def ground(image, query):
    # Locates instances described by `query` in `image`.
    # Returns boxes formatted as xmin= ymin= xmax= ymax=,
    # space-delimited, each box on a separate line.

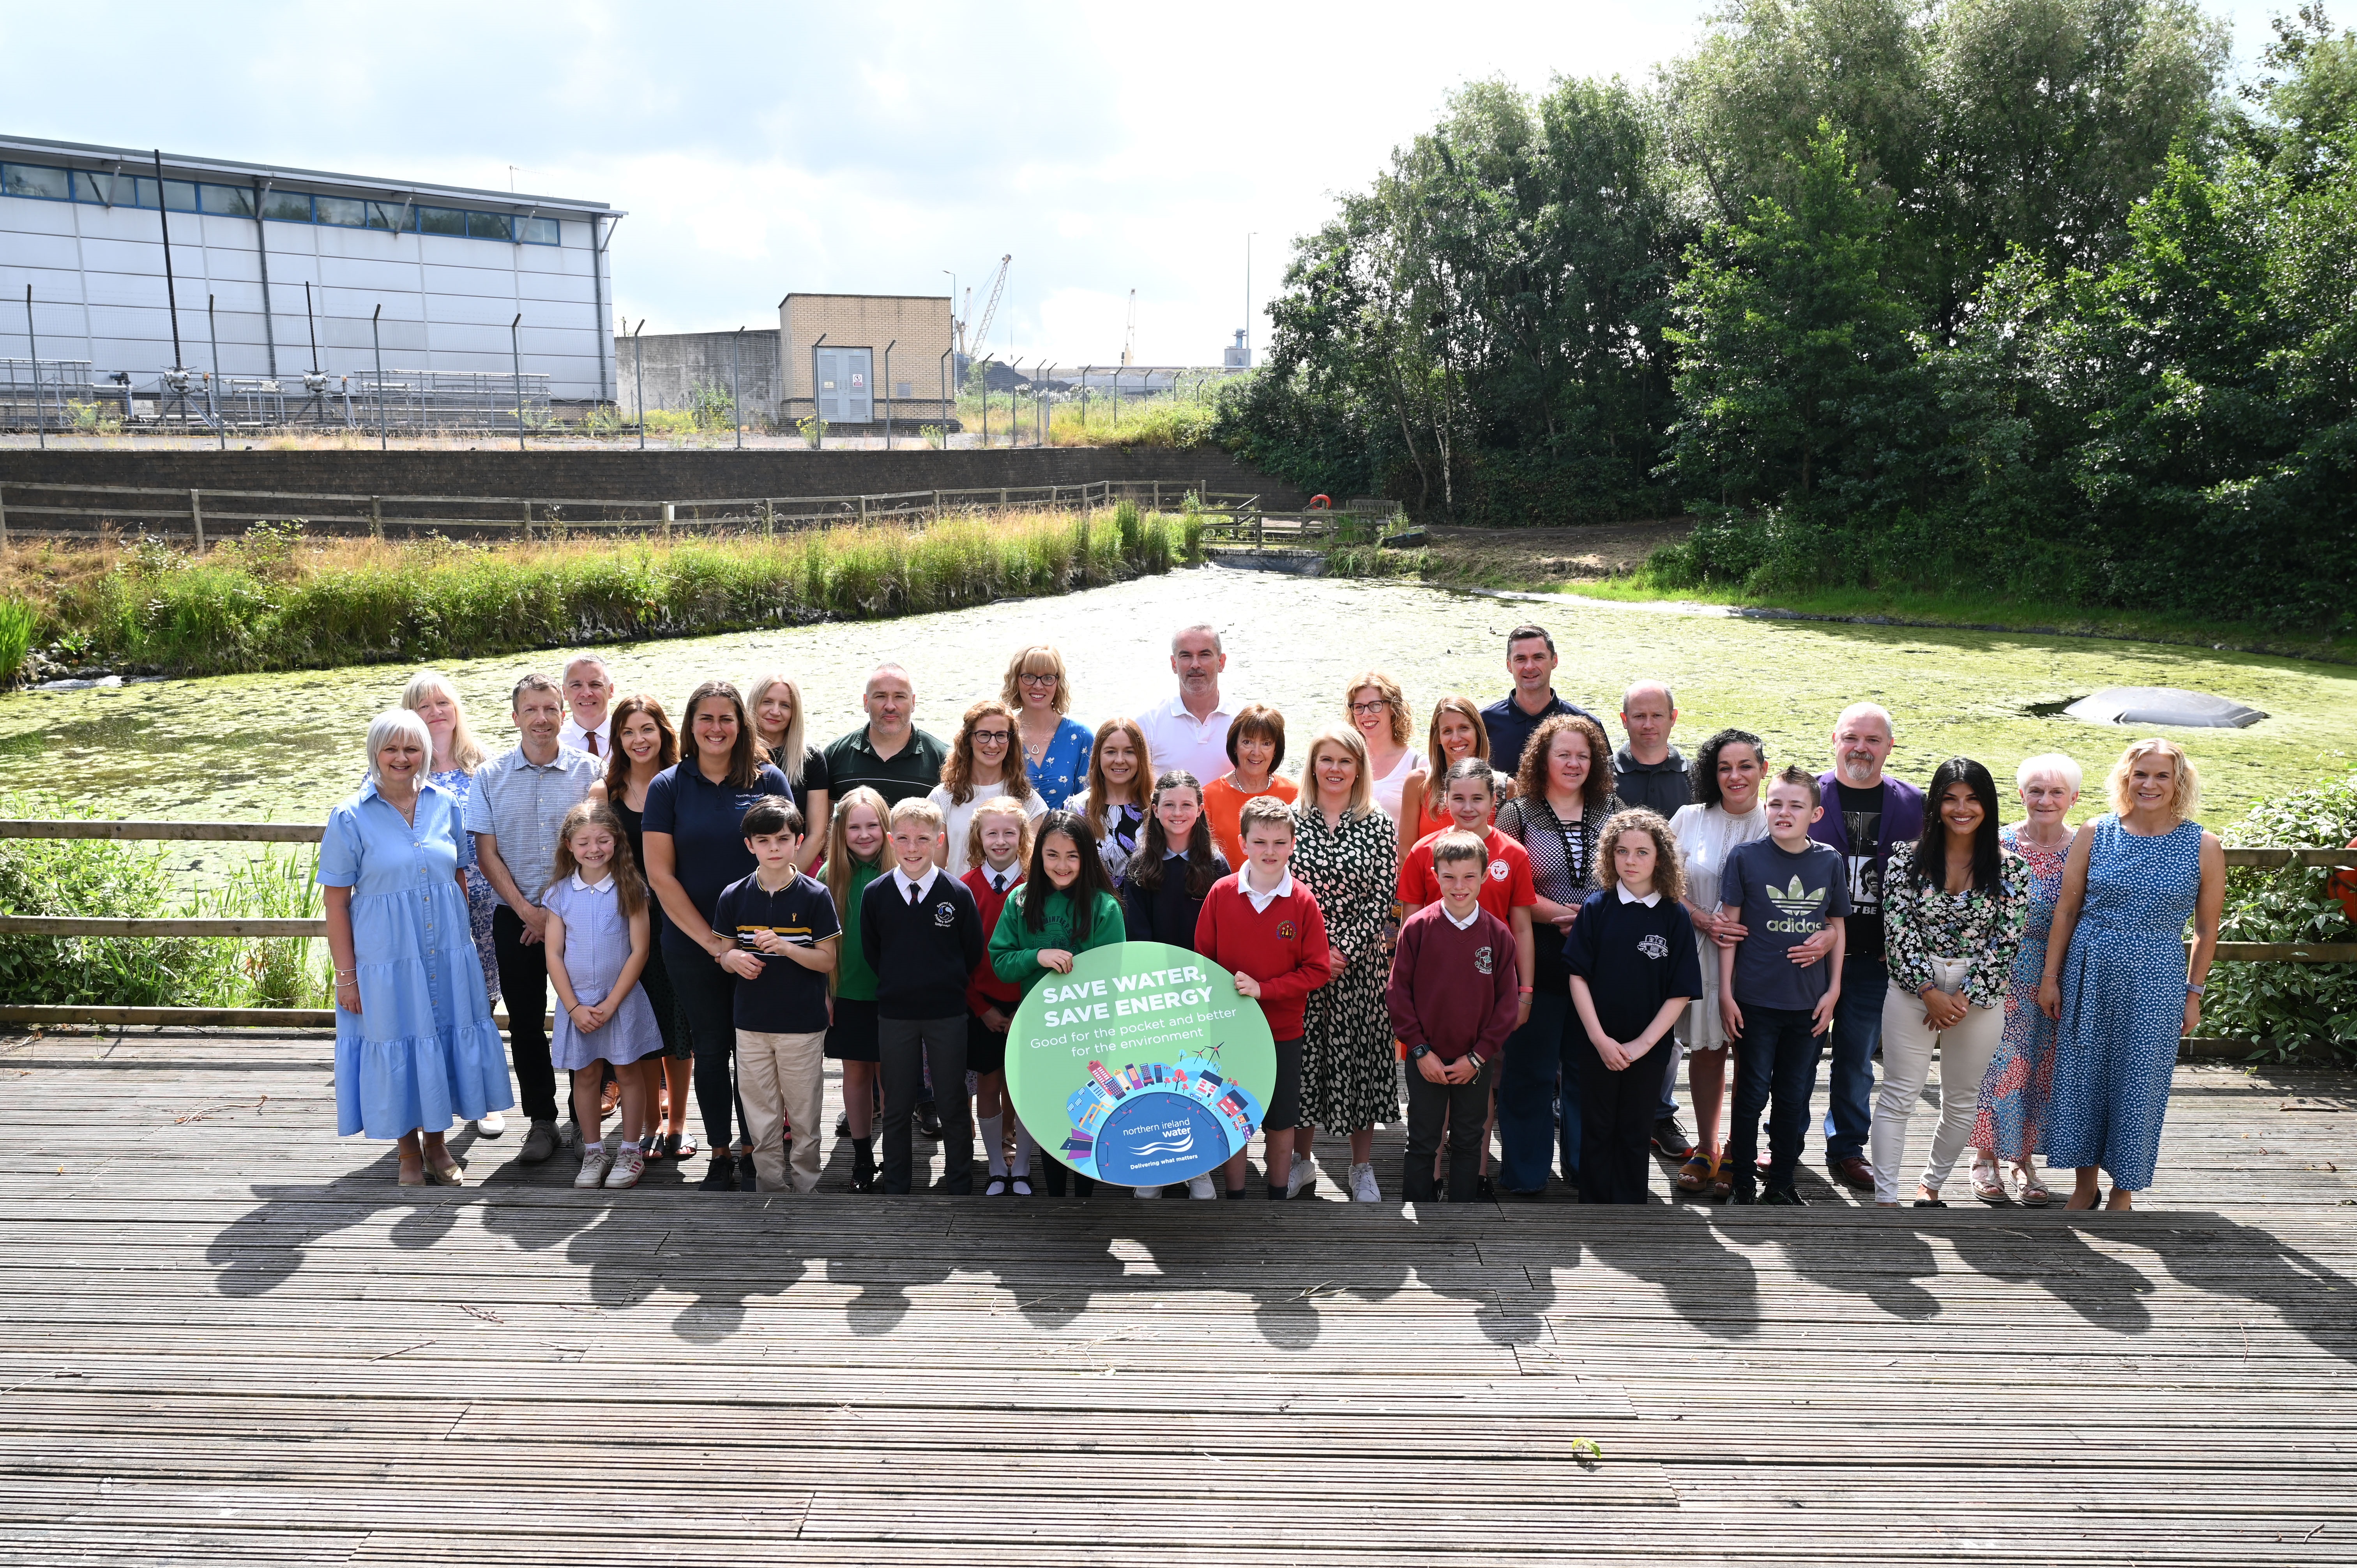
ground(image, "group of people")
xmin=326 ymin=621 xmax=2223 ymax=1212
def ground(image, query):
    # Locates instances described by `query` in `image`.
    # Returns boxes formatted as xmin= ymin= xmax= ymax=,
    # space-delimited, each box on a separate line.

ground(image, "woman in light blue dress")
xmin=322 ymin=708 xmax=512 ymax=1186
xmin=2036 ymin=738 xmax=2224 ymax=1211
xmin=1006 ymin=643 xmax=1094 ymax=809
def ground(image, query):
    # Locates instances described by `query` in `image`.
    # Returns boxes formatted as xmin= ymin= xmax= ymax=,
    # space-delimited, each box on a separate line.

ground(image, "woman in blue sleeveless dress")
xmin=321 ymin=708 xmax=512 ymax=1186
xmin=2035 ymin=739 xmax=2224 ymax=1211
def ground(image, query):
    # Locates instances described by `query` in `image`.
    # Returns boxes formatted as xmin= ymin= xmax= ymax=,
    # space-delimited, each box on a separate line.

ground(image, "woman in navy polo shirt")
xmin=641 ymin=679 xmax=792 ymax=1191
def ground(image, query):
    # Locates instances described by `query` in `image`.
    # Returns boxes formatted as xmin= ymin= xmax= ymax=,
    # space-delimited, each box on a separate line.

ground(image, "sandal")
xmin=2015 ymin=1168 xmax=2053 ymax=1207
xmin=1970 ymin=1157 xmax=2010 ymax=1205
xmin=1676 ymin=1154 xmax=1712 ymax=1193
xmin=1709 ymin=1157 xmax=1733 ymax=1202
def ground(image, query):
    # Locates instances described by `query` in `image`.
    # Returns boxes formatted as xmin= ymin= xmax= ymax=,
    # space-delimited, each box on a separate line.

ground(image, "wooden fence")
xmin=0 ymin=819 xmax=2350 ymax=1035
xmin=0 ymin=479 xmax=1260 ymax=548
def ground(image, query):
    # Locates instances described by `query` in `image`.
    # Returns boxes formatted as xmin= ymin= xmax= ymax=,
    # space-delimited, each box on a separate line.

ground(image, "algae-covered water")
xmin=0 ymin=570 xmax=2348 ymax=830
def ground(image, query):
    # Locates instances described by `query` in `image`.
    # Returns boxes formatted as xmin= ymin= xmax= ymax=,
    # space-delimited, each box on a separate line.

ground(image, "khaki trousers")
xmin=737 ymin=1028 xmax=825 ymax=1192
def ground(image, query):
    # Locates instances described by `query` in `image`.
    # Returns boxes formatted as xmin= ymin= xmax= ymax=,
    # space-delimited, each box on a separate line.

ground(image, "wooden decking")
xmin=4 ymin=1029 xmax=2355 ymax=1566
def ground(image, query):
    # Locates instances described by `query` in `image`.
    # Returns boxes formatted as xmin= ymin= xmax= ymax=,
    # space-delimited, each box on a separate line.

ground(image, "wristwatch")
xmin=1409 ymin=1044 xmax=1433 ymax=1061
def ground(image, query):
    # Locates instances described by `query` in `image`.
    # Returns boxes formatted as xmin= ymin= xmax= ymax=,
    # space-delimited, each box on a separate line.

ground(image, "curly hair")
xmin=1514 ymin=713 xmax=1615 ymax=814
xmin=1593 ymin=807 xmax=1685 ymax=905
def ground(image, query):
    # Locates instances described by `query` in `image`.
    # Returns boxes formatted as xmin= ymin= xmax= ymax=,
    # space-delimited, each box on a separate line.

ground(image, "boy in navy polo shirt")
xmin=1717 ymin=766 xmax=1850 ymax=1206
xmin=712 ymin=800 xmax=839 ymax=1193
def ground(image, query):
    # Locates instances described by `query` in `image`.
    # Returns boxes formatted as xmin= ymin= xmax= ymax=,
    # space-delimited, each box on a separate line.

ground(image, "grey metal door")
xmin=815 ymin=348 xmax=873 ymax=423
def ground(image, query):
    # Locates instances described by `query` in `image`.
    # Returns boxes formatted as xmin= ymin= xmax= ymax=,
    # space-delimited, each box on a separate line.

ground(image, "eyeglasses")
xmin=1348 ymin=699 xmax=1392 ymax=715
xmin=1018 ymin=672 xmax=1059 ymax=686
xmin=972 ymin=729 xmax=1012 ymax=746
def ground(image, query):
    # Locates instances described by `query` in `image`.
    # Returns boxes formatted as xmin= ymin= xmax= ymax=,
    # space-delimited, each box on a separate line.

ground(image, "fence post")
xmin=859 ymin=493 xmax=868 ymax=523
xmin=189 ymin=489 xmax=205 ymax=554
xmin=662 ymin=502 xmax=674 ymax=540
xmin=369 ymin=496 xmax=382 ymax=540
xmin=0 ymin=485 xmax=8 ymax=550
xmin=999 ymin=487 xmax=1008 ymax=514
xmin=521 ymin=499 xmax=532 ymax=538
xmin=1152 ymin=480 xmax=1160 ymax=511
xmin=932 ymin=489 xmax=941 ymax=523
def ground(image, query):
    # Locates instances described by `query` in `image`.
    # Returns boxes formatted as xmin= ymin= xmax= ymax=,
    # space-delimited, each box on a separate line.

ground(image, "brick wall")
xmin=780 ymin=295 xmax=955 ymax=424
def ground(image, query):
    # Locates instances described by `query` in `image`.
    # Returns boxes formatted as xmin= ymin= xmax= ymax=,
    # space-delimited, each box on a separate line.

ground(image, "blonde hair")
xmin=967 ymin=794 xmax=1035 ymax=871
xmin=2106 ymin=738 xmax=2201 ymax=819
xmin=1300 ymin=725 xmax=1375 ymax=819
xmin=1425 ymin=694 xmax=1491 ymax=780
xmin=400 ymin=669 xmax=487 ymax=773
xmin=1000 ymin=644 xmax=1072 ymax=714
xmin=548 ymin=800 xmax=649 ymax=916
xmin=1346 ymin=670 xmax=1413 ymax=747
xmin=743 ymin=672 xmax=806 ymax=778
xmin=888 ymin=796 xmax=945 ymax=832
xmin=1594 ymin=807 xmax=1686 ymax=905
xmin=823 ymin=787 xmax=889 ymax=921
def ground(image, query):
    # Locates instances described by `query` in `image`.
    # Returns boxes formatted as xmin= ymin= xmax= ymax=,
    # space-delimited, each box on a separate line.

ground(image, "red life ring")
xmin=1307 ymin=494 xmax=1331 ymax=510
xmin=2330 ymin=837 xmax=2357 ymax=925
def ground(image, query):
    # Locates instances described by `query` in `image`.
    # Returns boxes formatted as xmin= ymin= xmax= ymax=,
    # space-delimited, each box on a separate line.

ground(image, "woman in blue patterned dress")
xmin=1970 ymin=753 xmax=2083 ymax=1206
xmin=402 ymin=669 xmax=507 ymax=1139
xmin=1006 ymin=644 xmax=1094 ymax=809
xmin=2037 ymin=738 xmax=2224 ymax=1211
xmin=321 ymin=708 xmax=511 ymax=1186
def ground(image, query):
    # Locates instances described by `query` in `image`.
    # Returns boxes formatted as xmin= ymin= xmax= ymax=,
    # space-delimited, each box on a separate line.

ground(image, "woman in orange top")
xmin=1398 ymin=695 xmax=1507 ymax=859
xmin=1201 ymin=703 xmax=1298 ymax=871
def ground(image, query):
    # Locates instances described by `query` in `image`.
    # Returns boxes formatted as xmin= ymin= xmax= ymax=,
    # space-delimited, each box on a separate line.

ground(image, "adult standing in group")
xmin=1481 ymin=625 xmax=1602 ymax=778
xmin=1869 ymin=758 xmax=2026 ymax=1208
xmin=1495 ymin=713 xmax=1622 ymax=1197
xmin=1346 ymin=672 xmax=1419 ymax=826
xmin=823 ymin=664 xmax=949 ymax=809
xmin=1398 ymin=696 xmax=1499 ymax=857
xmin=402 ymin=669 xmax=506 ymax=1138
xmin=1611 ymin=680 xmax=1696 ymax=1160
xmin=559 ymin=654 xmax=615 ymax=758
xmin=590 ymin=694 xmax=694 ymax=1159
xmin=1138 ymin=623 xmax=1244 ymax=790
xmin=1005 ymin=644 xmax=1095 ymax=809
xmin=1667 ymin=728 xmax=1771 ymax=1199
xmin=1202 ymin=704 xmax=1297 ymax=871
xmin=1288 ymin=727 xmax=1403 ymax=1204
xmin=1809 ymin=702 xmax=1924 ymax=1192
xmin=1070 ymin=718 xmax=1153 ymax=885
xmin=463 ymin=674 xmax=603 ymax=1165
xmin=746 ymin=672 xmax=830 ymax=872
xmin=323 ymin=708 xmax=511 ymax=1185
xmin=928 ymin=699 xmax=1047 ymax=877
xmin=2037 ymin=739 xmax=2223 ymax=1211
xmin=1970 ymin=754 xmax=2084 ymax=1206
xmin=642 ymin=679 xmax=794 ymax=1192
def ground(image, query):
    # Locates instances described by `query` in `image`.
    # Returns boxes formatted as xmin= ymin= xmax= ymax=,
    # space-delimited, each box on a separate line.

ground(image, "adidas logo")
xmin=1767 ymin=875 xmax=1826 ymax=918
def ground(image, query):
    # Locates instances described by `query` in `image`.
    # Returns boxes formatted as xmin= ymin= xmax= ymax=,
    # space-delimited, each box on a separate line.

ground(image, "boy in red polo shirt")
xmin=1195 ymin=794 xmax=1333 ymax=1199
xmin=1398 ymin=757 xmax=1537 ymax=1026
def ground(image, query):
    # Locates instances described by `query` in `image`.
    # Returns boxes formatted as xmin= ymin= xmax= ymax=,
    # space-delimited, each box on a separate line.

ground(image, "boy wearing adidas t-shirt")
xmin=1716 ymin=765 xmax=1849 ymax=1206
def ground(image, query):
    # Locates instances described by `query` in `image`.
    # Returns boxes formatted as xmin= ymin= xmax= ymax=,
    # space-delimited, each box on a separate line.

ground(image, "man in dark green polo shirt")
xmin=822 ymin=664 xmax=949 ymax=808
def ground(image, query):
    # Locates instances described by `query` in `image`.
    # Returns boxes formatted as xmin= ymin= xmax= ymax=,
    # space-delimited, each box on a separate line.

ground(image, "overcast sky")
xmin=0 ymin=0 xmax=2302 ymax=367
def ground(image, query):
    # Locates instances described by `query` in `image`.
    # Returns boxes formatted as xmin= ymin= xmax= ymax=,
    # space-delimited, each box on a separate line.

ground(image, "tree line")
xmin=1216 ymin=0 xmax=2357 ymax=629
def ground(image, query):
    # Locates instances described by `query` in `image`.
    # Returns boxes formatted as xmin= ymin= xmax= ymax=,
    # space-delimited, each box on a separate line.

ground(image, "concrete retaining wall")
xmin=611 ymin=330 xmax=781 ymax=421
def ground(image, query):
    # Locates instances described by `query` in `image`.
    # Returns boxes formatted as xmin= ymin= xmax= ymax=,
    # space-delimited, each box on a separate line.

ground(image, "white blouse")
xmin=926 ymin=779 xmax=1048 ymax=878
xmin=1369 ymin=745 xmax=1419 ymax=826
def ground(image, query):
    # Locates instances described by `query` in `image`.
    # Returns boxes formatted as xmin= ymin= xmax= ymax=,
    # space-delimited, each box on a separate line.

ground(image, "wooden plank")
xmin=0 ymin=820 xmax=323 ymax=843
xmin=0 ymin=916 xmax=323 ymax=936
xmin=2215 ymin=941 xmax=2357 ymax=962
xmin=0 ymin=1005 xmax=332 ymax=1027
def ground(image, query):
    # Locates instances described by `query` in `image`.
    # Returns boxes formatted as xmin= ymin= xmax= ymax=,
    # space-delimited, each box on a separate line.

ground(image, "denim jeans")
xmin=1728 ymin=1005 xmax=1825 ymax=1195
xmin=1498 ymin=989 xmax=1575 ymax=1193
xmin=1821 ymin=954 xmax=1885 ymax=1162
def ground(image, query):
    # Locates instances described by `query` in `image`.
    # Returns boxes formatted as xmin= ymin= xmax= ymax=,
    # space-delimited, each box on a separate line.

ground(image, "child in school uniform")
xmin=1717 ymin=765 xmax=1850 ymax=1206
xmin=823 ymin=787 xmax=892 ymax=1192
xmin=542 ymin=802 xmax=666 ymax=1191
xmin=860 ymin=797 xmax=988 ymax=1196
xmin=961 ymin=796 xmax=1035 ymax=1195
xmin=1194 ymin=793 xmax=1334 ymax=1199
xmin=1563 ymin=809 xmax=1705 ymax=1204
xmin=1385 ymin=830 xmax=1523 ymax=1203
xmin=711 ymin=798 xmax=840 ymax=1194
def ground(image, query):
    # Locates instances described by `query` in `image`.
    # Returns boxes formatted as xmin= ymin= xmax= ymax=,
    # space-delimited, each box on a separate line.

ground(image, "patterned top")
xmin=1882 ymin=840 xmax=2027 ymax=1008
xmin=1071 ymin=791 xmax=1147 ymax=885
xmin=1021 ymin=716 xmax=1096 ymax=810
xmin=1286 ymin=800 xmax=1399 ymax=967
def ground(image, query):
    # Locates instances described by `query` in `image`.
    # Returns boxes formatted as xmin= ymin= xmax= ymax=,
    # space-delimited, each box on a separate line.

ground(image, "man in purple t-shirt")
xmin=1807 ymin=702 xmax=1924 ymax=1192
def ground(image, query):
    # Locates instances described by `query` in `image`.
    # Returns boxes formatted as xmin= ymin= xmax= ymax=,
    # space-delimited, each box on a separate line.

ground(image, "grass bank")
xmin=0 ymin=503 xmax=1201 ymax=680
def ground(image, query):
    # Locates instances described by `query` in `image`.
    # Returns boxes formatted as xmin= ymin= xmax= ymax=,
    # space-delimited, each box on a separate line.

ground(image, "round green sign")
xmin=1004 ymin=941 xmax=1277 ymax=1185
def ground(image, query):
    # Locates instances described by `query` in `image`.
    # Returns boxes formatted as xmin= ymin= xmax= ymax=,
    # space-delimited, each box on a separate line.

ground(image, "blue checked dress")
xmin=320 ymin=780 xmax=513 ymax=1139
xmin=2044 ymin=815 xmax=2202 ymax=1190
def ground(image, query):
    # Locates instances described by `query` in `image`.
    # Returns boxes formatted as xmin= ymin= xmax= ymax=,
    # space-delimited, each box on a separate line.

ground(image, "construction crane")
xmin=958 ymin=254 xmax=1011 ymax=364
xmin=1120 ymin=289 xmax=1137 ymax=367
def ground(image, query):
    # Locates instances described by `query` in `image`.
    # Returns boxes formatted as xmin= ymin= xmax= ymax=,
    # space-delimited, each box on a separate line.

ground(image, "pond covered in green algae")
xmin=0 ymin=569 xmax=2348 ymax=833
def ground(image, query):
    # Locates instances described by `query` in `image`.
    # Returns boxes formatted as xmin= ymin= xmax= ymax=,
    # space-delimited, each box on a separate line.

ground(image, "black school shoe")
xmin=1762 ymin=1187 xmax=1808 ymax=1206
xmin=847 ymin=1141 xmax=877 ymax=1193
xmin=915 ymin=1101 xmax=944 ymax=1140
xmin=739 ymin=1150 xmax=760 ymax=1189
xmin=1728 ymin=1183 xmax=1759 ymax=1205
xmin=699 ymin=1157 xmax=737 ymax=1192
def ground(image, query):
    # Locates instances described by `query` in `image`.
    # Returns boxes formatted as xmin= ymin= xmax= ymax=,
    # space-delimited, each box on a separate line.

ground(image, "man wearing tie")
xmin=559 ymin=655 xmax=616 ymax=757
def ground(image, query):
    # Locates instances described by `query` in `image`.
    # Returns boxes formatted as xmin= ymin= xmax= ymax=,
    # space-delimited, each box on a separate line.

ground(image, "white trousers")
xmin=1870 ymin=970 xmax=2004 ymax=1205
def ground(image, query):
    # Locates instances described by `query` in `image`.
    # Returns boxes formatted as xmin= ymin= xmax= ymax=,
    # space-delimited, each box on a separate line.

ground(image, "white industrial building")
xmin=0 ymin=134 xmax=620 ymax=410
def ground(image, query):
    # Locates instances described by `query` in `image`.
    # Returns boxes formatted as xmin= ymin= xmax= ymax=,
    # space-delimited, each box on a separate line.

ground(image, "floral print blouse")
xmin=1881 ymin=840 xmax=2027 ymax=1009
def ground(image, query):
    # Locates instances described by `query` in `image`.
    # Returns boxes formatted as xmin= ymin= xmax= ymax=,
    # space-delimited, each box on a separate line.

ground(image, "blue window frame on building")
xmin=0 ymin=160 xmax=566 ymax=243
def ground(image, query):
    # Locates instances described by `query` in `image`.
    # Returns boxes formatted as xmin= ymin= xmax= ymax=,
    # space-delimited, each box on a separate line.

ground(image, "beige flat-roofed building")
xmin=779 ymin=293 xmax=954 ymax=428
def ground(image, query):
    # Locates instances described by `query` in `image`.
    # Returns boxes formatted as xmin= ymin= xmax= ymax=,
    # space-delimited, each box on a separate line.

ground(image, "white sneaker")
xmin=573 ymin=1146 xmax=613 ymax=1188
xmin=604 ymin=1146 xmax=646 ymax=1189
xmin=1133 ymin=1185 xmax=1163 ymax=1199
xmin=1186 ymin=1174 xmax=1216 ymax=1199
xmin=474 ymin=1112 xmax=506 ymax=1137
xmin=1349 ymin=1162 xmax=1381 ymax=1203
xmin=1286 ymin=1154 xmax=1318 ymax=1199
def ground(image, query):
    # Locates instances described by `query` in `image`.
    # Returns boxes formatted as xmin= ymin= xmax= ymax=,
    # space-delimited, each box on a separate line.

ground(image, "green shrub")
xmin=0 ymin=598 xmax=34 ymax=687
xmin=2207 ymin=773 xmax=2357 ymax=1058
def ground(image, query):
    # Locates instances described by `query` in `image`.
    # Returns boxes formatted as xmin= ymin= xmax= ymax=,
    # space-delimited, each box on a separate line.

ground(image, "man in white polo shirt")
xmin=1138 ymin=622 xmax=1243 ymax=787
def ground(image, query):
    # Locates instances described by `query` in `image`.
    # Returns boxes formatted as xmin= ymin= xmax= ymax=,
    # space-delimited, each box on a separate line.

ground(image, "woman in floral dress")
xmin=402 ymin=671 xmax=507 ymax=1137
xmin=1969 ymin=754 xmax=2083 ymax=1205
xmin=1289 ymin=727 xmax=1401 ymax=1204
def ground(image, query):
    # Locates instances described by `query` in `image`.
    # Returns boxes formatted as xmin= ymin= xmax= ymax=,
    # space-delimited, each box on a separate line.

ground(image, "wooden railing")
xmin=0 ymin=479 xmax=1263 ymax=548
xmin=0 ymin=823 xmax=2348 ymax=1029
